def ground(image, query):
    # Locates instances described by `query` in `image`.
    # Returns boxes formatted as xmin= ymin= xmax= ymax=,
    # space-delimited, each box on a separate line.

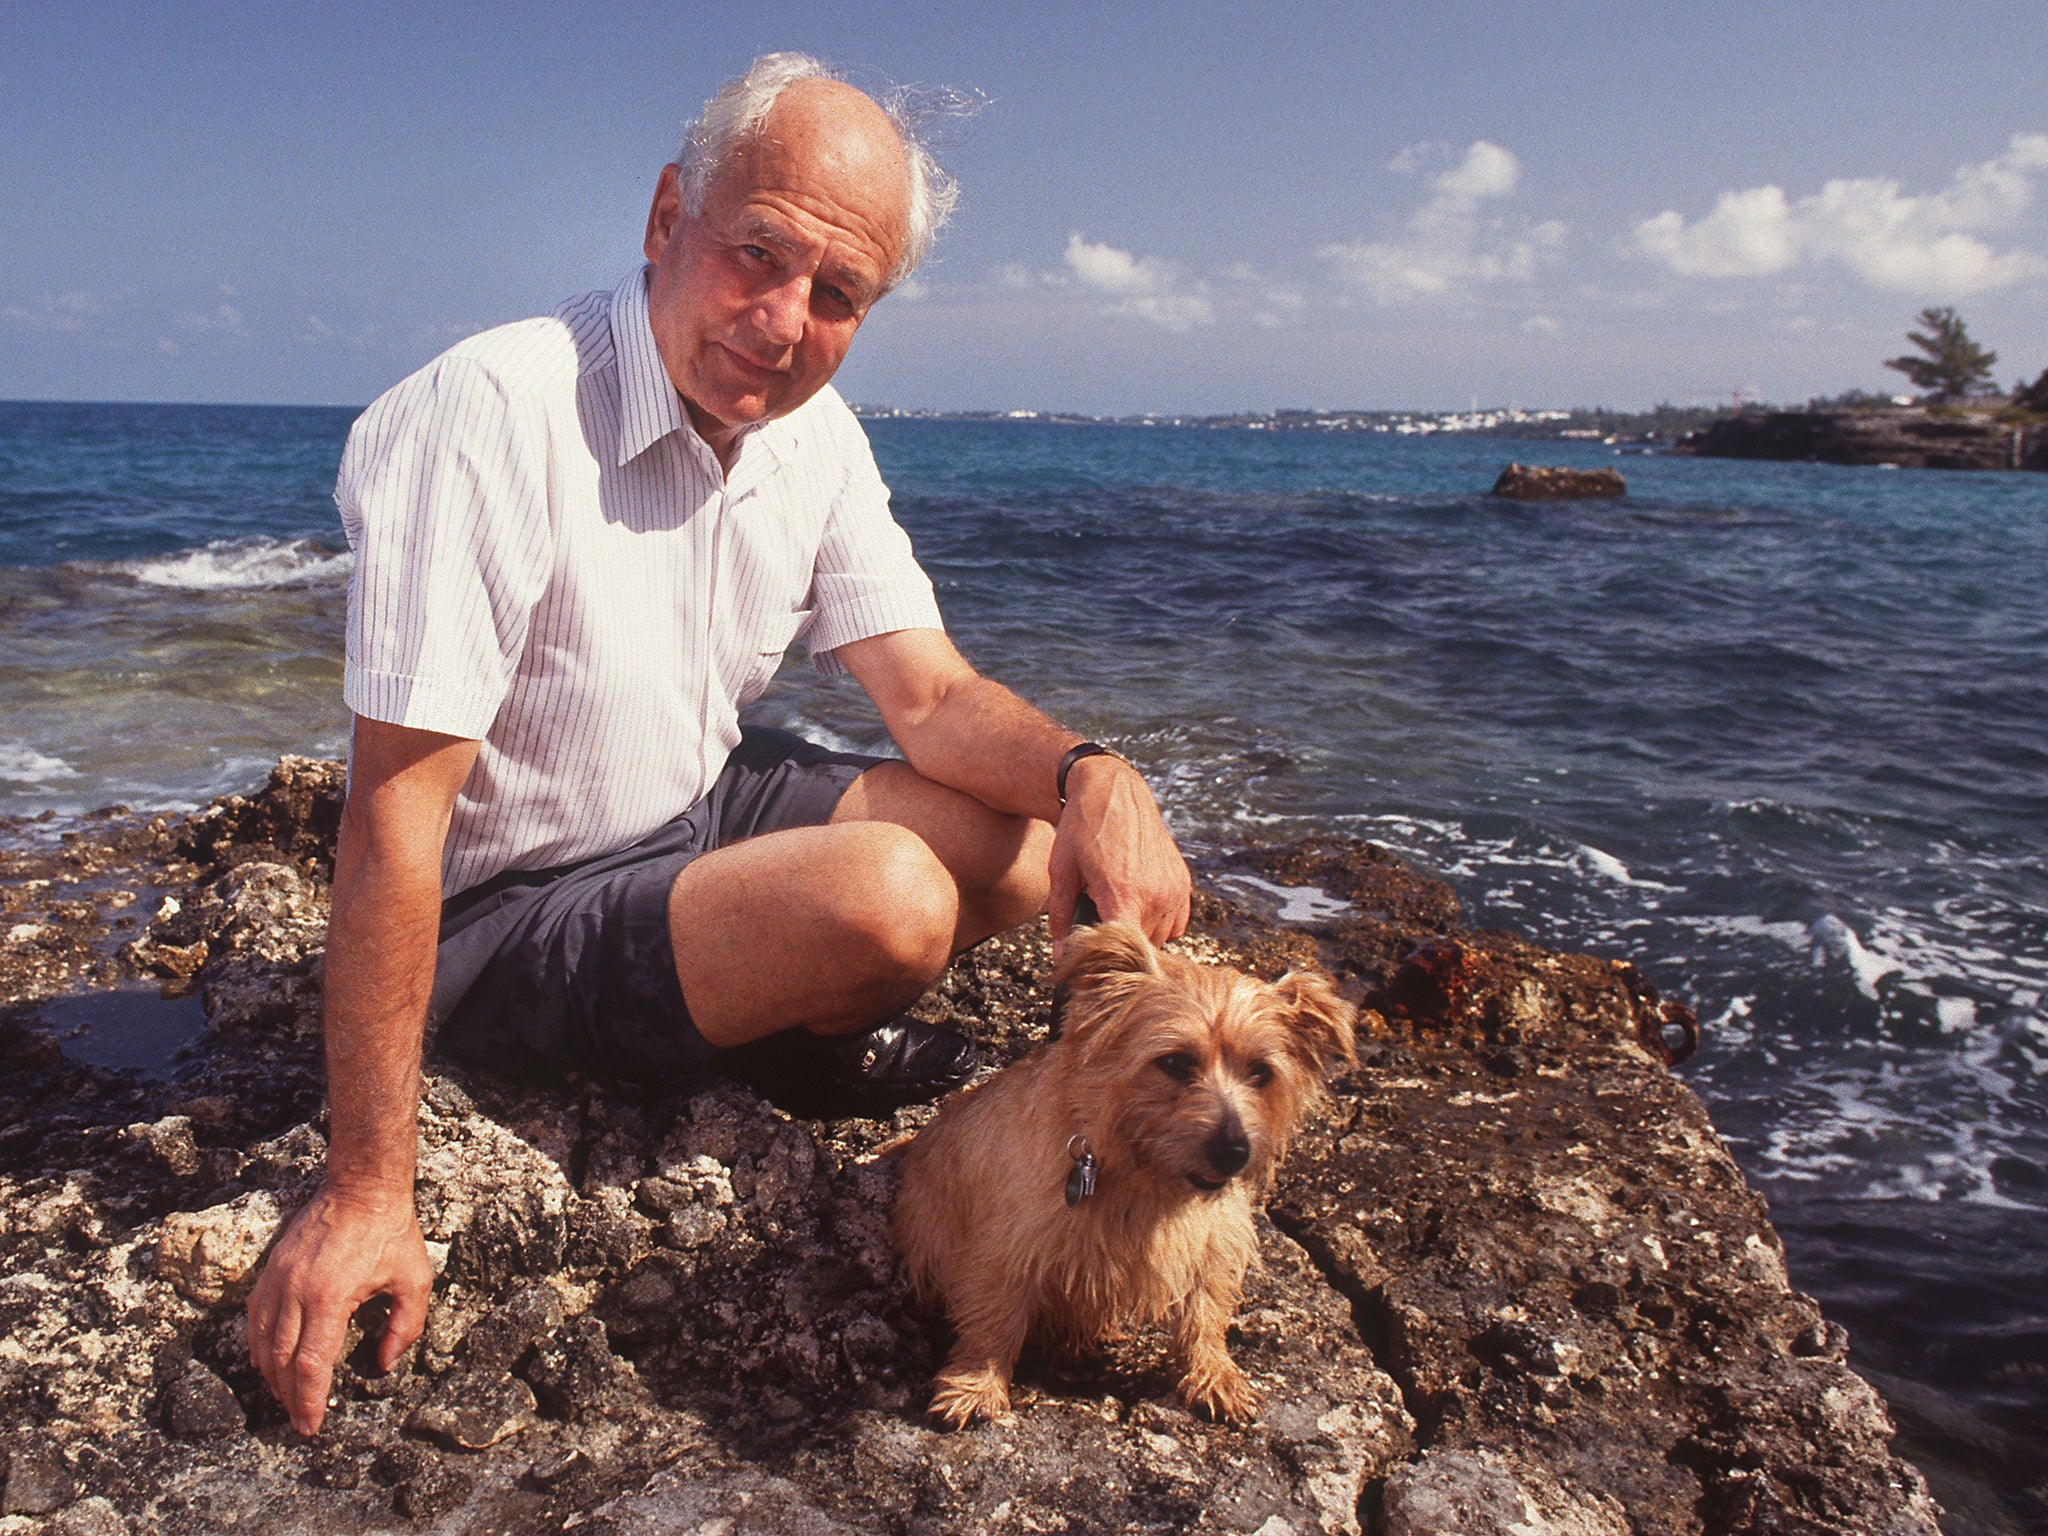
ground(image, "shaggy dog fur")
xmin=893 ymin=922 xmax=1356 ymax=1428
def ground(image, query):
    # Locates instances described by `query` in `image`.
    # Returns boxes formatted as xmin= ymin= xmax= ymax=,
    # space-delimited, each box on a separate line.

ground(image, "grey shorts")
xmin=430 ymin=726 xmax=888 ymax=1084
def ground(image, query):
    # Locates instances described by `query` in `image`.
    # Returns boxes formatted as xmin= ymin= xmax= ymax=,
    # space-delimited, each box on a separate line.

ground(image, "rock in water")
xmin=1490 ymin=463 xmax=1626 ymax=499
xmin=1686 ymin=407 xmax=2048 ymax=471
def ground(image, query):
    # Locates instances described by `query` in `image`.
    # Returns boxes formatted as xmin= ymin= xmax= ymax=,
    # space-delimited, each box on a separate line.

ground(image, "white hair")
xmin=673 ymin=52 xmax=969 ymax=292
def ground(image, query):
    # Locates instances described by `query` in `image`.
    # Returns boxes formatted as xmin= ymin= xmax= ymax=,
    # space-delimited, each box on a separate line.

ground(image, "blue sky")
xmin=4 ymin=1 xmax=2045 ymax=413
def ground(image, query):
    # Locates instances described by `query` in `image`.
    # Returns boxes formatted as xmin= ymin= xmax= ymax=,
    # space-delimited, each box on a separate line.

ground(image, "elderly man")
xmin=246 ymin=55 xmax=1190 ymax=1436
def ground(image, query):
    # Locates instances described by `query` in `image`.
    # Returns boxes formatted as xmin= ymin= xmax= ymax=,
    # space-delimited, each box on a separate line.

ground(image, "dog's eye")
xmin=1154 ymin=1052 xmax=1197 ymax=1083
xmin=1245 ymin=1059 xmax=1275 ymax=1088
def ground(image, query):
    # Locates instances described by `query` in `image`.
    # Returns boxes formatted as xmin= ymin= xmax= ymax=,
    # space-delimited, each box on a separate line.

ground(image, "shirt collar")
xmin=609 ymin=267 xmax=687 ymax=468
xmin=607 ymin=266 xmax=800 ymax=473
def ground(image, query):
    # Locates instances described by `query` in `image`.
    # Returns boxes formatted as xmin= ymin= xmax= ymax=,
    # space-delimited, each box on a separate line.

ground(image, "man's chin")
xmin=683 ymin=393 xmax=773 ymax=446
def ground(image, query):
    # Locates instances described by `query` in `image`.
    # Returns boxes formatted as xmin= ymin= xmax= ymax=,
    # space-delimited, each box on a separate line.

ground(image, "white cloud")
xmin=174 ymin=300 xmax=245 ymax=335
xmin=1632 ymin=132 xmax=2048 ymax=295
xmin=1220 ymin=262 xmax=1307 ymax=328
xmin=1321 ymin=141 xmax=1567 ymax=303
xmin=1521 ymin=314 xmax=1561 ymax=336
xmin=993 ymin=262 xmax=1036 ymax=289
xmin=2 ymin=290 xmax=104 ymax=333
xmin=890 ymin=277 xmax=930 ymax=301
xmin=1062 ymin=233 xmax=1215 ymax=330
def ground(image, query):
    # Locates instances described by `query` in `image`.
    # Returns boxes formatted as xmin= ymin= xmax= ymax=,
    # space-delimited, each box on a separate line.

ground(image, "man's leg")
xmin=668 ymin=766 xmax=1052 ymax=1050
xmin=669 ymin=820 xmax=958 ymax=1049
xmin=829 ymin=761 xmax=1054 ymax=951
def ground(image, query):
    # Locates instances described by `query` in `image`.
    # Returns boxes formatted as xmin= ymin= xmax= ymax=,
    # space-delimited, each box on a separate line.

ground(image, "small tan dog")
xmin=893 ymin=921 xmax=1356 ymax=1429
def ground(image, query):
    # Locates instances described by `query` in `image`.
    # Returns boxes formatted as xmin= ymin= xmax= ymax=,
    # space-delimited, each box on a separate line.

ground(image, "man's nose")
xmin=754 ymin=278 xmax=807 ymax=347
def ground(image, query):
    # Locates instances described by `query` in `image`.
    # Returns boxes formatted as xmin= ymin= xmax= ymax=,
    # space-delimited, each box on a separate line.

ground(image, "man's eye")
xmin=742 ymin=244 xmax=771 ymax=262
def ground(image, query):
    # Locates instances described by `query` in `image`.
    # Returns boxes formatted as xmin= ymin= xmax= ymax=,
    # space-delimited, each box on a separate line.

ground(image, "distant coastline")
xmin=849 ymin=400 xmax=1722 ymax=445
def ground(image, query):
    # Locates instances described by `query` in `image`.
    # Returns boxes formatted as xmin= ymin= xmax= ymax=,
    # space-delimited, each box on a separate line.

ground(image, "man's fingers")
xmin=262 ymin=1289 xmax=305 ymax=1399
xmin=379 ymin=1278 xmax=430 ymax=1373
xmin=285 ymin=1302 xmax=354 ymax=1437
xmin=1047 ymin=861 xmax=1082 ymax=955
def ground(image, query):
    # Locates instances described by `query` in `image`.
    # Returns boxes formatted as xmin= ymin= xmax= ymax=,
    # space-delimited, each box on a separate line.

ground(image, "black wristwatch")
xmin=1056 ymin=742 xmax=1126 ymax=807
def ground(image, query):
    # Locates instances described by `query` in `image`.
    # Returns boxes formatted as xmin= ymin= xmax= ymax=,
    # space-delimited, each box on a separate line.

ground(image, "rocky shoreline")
xmin=1683 ymin=408 xmax=2047 ymax=472
xmin=0 ymin=760 xmax=1940 ymax=1534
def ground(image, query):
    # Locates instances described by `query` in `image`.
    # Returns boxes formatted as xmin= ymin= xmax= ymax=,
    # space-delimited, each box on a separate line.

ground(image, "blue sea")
xmin=3 ymin=400 xmax=2044 ymax=1522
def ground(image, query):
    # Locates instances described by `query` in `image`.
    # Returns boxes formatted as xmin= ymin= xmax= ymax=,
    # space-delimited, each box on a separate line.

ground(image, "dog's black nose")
xmin=1205 ymin=1122 xmax=1251 ymax=1177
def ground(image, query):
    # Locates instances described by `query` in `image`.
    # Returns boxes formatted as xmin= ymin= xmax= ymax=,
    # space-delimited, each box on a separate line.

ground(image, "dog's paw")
xmin=1178 ymin=1362 xmax=1261 ymax=1426
xmin=927 ymin=1371 xmax=1011 ymax=1430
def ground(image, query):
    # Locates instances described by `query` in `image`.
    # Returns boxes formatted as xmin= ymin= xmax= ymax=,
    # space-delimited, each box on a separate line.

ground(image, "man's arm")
xmin=246 ymin=715 xmax=479 ymax=1437
xmin=834 ymin=628 xmax=1190 ymax=950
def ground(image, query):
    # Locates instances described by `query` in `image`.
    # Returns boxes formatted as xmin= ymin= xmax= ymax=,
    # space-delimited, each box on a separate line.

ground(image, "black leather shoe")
xmin=725 ymin=1017 xmax=980 ymax=1119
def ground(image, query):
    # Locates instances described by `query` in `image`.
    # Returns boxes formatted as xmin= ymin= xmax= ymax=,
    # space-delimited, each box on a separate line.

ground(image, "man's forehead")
xmin=702 ymin=84 xmax=910 ymax=260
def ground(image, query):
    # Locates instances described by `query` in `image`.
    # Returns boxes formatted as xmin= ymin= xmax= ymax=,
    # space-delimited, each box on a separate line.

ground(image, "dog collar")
xmin=1064 ymin=1134 xmax=1099 ymax=1207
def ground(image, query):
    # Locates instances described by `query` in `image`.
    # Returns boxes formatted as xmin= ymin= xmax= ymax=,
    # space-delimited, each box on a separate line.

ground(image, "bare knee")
xmin=831 ymin=823 xmax=958 ymax=989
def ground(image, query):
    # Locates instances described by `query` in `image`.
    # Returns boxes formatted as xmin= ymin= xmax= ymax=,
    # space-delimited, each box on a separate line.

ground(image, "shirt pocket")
xmin=734 ymin=607 xmax=813 ymax=706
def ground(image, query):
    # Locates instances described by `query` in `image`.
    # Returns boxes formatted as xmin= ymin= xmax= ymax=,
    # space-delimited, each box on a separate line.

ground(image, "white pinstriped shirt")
xmin=337 ymin=268 xmax=944 ymax=896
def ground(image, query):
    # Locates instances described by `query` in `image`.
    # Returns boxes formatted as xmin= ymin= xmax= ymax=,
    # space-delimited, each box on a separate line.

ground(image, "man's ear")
xmin=1269 ymin=969 xmax=1358 ymax=1077
xmin=645 ymin=162 xmax=685 ymax=265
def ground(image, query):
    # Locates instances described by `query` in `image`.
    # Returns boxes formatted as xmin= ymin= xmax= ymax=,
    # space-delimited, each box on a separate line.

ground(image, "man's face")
xmin=642 ymin=84 xmax=910 ymax=455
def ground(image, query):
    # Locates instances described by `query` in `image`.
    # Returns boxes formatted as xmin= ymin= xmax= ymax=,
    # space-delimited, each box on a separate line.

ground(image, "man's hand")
xmin=247 ymin=1181 xmax=434 ymax=1436
xmin=1047 ymin=753 xmax=1191 ymax=955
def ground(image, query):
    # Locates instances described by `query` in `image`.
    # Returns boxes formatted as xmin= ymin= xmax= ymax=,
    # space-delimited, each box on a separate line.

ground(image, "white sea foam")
xmin=1211 ymin=872 xmax=1355 ymax=925
xmin=112 ymin=537 xmax=353 ymax=591
xmin=0 ymin=742 xmax=81 ymax=785
xmin=1575 ymin=842 xmax=1681 ymax=891
xmin=1936 ymin=995 xmax=1979 ymax=1033
xmin=1809 ymin=913 xmax=1900 ymax=1000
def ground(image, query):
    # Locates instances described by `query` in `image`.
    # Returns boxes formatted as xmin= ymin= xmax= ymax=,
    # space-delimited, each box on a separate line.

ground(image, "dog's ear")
xmin=1050 ymin=922 xmax=1160 ymax=1045
xmin=1269 ymin=969 xmax=1358 ymax=1077
xmin=1054 ymin=921 xmax=1161 ymax=992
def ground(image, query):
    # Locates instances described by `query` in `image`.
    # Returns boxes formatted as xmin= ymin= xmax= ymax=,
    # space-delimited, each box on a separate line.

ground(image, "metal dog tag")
xmin=1065 ymin=1151 xmax=1098 ymax=1207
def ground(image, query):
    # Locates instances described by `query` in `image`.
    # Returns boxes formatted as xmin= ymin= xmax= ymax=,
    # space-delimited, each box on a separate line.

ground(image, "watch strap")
xmin=1056 ymin=742 xmax=1124 ymax=807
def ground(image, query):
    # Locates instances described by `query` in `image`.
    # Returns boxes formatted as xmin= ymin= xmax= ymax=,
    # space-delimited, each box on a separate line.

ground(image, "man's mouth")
xmin=719 ymin=343 xmax=784 ymax=381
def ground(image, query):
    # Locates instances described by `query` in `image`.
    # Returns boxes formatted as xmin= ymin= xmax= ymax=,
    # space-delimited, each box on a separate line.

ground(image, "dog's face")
xmin=1052 ymin=923 xmax=1357 ymax=1195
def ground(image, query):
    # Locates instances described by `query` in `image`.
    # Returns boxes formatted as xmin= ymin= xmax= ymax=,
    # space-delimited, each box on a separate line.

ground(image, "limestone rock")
xmin=1489 ymin=463 xmax=1626 ymax=499
xmin=161 ymin=1358 xmax=244 ymax=1439
xmin=0 ymin=757 xmax=1944 ymax=1534
xmin=524 ymin=1315 xmax=642 ymax=1421
xmin=373 ymin=1441 xmax=475 ymax=1519
xmin=1687 ymin=406 xmax=2047 ymax=470
xmin=457 ymin=1283 xmax=563 ymax=1373
xmin=406 ymin=1371 xmax=538 ymax=1451
xmin=154 ymin=1189 xmax=280 ymax=1306
xmin=45 ymin=1496 xmax=127 ymax=1536
xmin=1 ymin=1435 xmax=74 ymax=1515
xmin=1384 ymin=1450 xmax=1628 ymax=1536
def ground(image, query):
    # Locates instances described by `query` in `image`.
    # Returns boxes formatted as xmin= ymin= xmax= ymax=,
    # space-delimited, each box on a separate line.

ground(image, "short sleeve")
xmin=336 ymin=355 xmax=553 ymax=738
xmin=802 ymin=405 xmax=944 ymax=676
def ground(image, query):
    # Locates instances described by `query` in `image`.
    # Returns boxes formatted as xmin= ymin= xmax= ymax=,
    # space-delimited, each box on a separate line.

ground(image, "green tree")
xmin=2014 ymin=368 xmax=2048 ymax=414
xmin=1884 ymin=307 xmax=1998 ymax=402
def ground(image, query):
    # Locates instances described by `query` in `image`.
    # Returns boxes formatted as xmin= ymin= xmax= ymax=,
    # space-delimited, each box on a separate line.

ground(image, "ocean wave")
xmin=0 ymin=741 xmax=82 ymax=785
xmin=105 ymin=536 xmax=353 ymax=591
